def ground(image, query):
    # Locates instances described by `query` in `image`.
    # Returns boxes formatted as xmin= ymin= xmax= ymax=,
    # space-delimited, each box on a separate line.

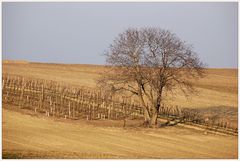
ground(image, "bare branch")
xmin=97 ymin=27 xmax=206 ymax=126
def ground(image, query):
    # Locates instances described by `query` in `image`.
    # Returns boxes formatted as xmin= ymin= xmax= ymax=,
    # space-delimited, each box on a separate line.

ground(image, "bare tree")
xmin=98 ymin=27 xmax=206 ymax=127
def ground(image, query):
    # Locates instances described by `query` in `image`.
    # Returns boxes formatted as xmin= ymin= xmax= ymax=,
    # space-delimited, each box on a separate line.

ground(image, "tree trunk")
xmin=150 ymin=110 xmax=158 ymax=127
xmin=138 ymin=93 xmax=151 ymax=126
xmin=149 ymin=95 xmax=161 ymax=127
xmin=144 ymin=108 xmax=151 ymax=125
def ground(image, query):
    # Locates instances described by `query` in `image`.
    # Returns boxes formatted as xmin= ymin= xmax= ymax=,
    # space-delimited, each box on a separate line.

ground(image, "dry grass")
xmin=2 ymin=107 xmax=238 ymax=159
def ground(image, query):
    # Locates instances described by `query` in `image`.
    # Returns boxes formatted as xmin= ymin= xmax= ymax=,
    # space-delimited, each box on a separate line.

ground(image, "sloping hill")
xmin=2 ymin=62 xmax=237 ymax=109
xmin=2 ymin=107 xmax=237 ymax=159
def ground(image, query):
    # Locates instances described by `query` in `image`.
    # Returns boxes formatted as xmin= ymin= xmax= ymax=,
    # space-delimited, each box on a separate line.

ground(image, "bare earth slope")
xmin=2 ymin=108 xmax=237 ymax=159
xmin=2 ymin=62 xmax=238 ymax=108
xmin=2 ymin=61 xmax=238 ymax=158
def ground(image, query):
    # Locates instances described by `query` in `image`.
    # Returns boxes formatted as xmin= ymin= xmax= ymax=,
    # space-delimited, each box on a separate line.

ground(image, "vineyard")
xmin=2 ymin=74 xmax=238 ymax=135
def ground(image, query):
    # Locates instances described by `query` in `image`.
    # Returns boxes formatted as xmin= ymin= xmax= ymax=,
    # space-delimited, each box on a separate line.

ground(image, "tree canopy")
xmin=98 ymin=27 xmax=206 ymax=127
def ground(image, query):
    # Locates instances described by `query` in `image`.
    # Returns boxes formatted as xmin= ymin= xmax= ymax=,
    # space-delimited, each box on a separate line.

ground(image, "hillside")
xmin=2 ymin=61 xmax=238 ymax=159
xmin=2 ymin=62 xmax=238 ymax=109
xmin=2 ymin=106 xmax=237 ymax=159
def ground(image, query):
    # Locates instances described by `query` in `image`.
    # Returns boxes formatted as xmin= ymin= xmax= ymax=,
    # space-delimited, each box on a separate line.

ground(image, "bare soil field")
xmin=2 ymin=106 xmax=238 ymax=159
xmin=3 ymin=62 xmax=238 ymax=108
xmin=3 ymin=62 xmax=238 ymax=125
xmin=2 ymin=61 xmax=238 ymax=158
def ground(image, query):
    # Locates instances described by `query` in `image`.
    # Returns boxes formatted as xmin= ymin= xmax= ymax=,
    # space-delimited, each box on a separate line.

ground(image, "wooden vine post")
xmin=19 ymin=78 xmax=25 ymax=108
xmin=68 ymin=100 xmax=71 ymax=118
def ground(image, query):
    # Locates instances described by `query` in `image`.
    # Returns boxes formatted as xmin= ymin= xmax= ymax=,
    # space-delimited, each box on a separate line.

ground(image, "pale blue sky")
xmin=2 ymin=2 xmax=238 ymax=68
